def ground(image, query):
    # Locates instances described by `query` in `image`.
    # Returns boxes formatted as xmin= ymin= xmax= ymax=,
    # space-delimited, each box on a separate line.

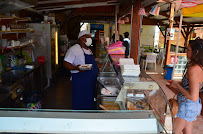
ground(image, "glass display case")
xmin=97 ymin=54 xmax=174 ymax=133
xmin=97 ymin=54 xmax=123 ymax=110
xmin=116 ymin=76 xmax=173 ymax=133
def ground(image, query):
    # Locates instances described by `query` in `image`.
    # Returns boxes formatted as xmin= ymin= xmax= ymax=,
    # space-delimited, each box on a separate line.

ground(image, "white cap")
xmin=78 ymin=30 xmax=90 ymax=39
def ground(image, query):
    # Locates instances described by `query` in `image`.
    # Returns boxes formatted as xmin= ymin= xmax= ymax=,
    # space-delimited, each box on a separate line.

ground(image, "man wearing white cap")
xmin=63 ymin=30 xmax=98 ymax=110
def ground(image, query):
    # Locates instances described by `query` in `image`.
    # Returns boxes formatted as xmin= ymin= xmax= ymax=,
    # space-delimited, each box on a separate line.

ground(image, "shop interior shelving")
xmin=0 ymin=15 xmax=31 ymax=22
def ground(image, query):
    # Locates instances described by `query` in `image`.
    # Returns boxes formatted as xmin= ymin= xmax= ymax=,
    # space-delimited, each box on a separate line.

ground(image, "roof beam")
xmin=158 ymin=11 xmax=189 ymax=25
xmin=36 ymin=0 xmax=118 ymax=9
xmin=141 ymin=0 xmax=157 ymax=7
xmin=64 ymin=2 xmax=118 ymax=9
xmin=142 ymin=17 xmax=165 ymax=26
xmin=118 ymin=3 xmax=132 ymax=18
xmin=37 ymin=7 xmax=66 ymax=11
xmin=71 ymin=11 xmax=115 ymax=16
xmin=37 ymin=0 xmax=82 ymax=5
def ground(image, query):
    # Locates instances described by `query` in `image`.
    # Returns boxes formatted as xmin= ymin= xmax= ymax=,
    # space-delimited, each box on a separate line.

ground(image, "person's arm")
xmin=63 ymin=61 xmax=79 ymax=71
xmin=63 ymin=46 xmax=82 ymax=71
xmin=166 ymin=84 xmax=179 ymax=95
xmin=122 ymin=41 xmax=129 ymax=57
xmin=170 ymin=66 xmax=201 ymax=101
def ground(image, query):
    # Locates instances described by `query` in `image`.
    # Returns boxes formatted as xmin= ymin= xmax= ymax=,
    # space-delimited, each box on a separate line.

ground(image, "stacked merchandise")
xmin=119 ymin=58 xmax=140 ymax=76
xmin=107 ymin=41 xmax=125 ymax=67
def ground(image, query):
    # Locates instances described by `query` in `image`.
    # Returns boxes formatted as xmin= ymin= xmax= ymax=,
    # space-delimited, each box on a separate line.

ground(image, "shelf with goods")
xmin=0 ymin=15 xmax=31 ymax=22
xmin=0 ymin=30 xmax=34 ymax=33
xmin=0 ymin=43 xmax=34 ymax=54
xmin=0 ymin=14 xmax=34 ymax=55
xmin=0 ymin=30 xmax=35 ymax=41
xmin=0 ymin=43 xmax=33 ymax=49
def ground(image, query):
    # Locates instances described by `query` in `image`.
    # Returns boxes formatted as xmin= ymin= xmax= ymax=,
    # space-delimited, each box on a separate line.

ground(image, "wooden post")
xmin=109 ymin=21 xmax=112 ymax=43
xmin=115 ymin=4 xmax=119 ymax=42
xmin=130 ymin=1 xmax=141 ymax=64
xmin=164 ymin=28 xmax=167 ymax=48
xmin=171 ymin=12 xmax=183 ymax=79
xmin=165 ymin=2 xmax=175 ymax=65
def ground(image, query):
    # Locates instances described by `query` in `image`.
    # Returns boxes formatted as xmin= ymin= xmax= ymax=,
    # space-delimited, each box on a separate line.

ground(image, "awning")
xmin=182 ymin=4 xmax=203 ymax=17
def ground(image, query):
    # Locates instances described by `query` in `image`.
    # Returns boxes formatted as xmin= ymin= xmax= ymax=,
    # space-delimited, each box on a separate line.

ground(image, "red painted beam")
xmin=130 ymin=1 xmax=141 ymax=64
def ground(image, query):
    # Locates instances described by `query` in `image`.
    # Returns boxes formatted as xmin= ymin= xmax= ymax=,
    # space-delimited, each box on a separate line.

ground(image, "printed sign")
xmin=170 ymin=56 xmax=178 ymax=64
xmin=166 ymin=28 xmax=175 ymax=40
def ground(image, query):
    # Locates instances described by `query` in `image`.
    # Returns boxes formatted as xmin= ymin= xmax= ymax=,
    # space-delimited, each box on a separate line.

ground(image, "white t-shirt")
xmin=64 ymin=44 xmax=92 ymax=73
xmin=124 ymin=38 xmax=130 ymax=45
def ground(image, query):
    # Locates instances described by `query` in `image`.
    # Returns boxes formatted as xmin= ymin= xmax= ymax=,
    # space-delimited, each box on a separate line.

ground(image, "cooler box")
xmin=164 ymin=65 xmax=173 ymax=80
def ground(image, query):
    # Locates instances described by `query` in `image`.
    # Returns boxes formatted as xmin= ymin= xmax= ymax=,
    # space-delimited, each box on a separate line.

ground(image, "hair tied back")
xmin=195 ymin=37 xmax=203 ymax=49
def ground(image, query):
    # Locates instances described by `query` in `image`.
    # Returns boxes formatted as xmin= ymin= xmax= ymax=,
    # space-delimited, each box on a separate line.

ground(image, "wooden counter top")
xmin=169 ymin=52 xmax=186 ymax=56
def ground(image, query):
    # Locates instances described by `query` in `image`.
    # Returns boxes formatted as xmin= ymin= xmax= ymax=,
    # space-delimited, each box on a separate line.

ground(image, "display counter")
xmin=0 ymin=55 xmax=173 ymax=133
xmin=96 ymin=54 xmax=173 ymax=133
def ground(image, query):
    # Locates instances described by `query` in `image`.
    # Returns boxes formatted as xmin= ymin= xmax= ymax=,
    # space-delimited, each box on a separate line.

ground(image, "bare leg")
xmin=174 ymin=117 xmax=187 ymax=134
xmin=183 ymin=121 xmax=193 ymax=134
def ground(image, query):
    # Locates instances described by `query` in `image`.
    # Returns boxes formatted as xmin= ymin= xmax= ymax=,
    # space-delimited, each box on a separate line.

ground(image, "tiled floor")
xmin=42 ymin=63 xmax=203 ymax=133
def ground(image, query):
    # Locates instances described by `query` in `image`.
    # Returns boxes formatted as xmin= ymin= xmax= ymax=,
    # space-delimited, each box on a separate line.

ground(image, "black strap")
xmin=79 ymin=44 xmax=93 ymax=55
xmin=79 ymin=44 xmax=86 ymax=55
xmin=182 ymin=61 xmax=188 ymax=77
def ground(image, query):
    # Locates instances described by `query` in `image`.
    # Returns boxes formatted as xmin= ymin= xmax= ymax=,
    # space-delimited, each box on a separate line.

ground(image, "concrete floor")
xmin=42 ymin=71 xmax=72 ymax=109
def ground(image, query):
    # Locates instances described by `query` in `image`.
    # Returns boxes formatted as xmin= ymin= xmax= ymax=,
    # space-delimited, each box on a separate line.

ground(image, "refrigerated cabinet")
xmin=28 ymin=23 xmax=59 ymax=86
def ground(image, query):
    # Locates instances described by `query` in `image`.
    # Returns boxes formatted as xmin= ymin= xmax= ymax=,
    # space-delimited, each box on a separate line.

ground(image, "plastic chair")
xmin=143 ymin=53 xmax=157 ymax=72
xmin=158 ymin=51 xmax=165 ymax=67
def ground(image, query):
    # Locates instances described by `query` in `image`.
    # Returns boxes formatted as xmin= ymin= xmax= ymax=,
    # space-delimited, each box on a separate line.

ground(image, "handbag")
xmin=169 ymin=98 xmax=179 ymax=116
xmin=169 ymin=96 xmax=187 ymax=116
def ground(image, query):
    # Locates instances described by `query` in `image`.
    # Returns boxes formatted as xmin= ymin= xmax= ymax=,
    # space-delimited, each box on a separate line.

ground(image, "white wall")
xmin=104 ymin=24 xmax=156 ymax=48
xmin=86 ymin=23 xmax=157 ymax=48
xmin=140 ymin=25 xmax=156 ymax=47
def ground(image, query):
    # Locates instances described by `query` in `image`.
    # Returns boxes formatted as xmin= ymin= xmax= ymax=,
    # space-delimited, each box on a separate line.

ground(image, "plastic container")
xmin=164 ymin=65 xmax=173 ymax=80
xmin=38 ymin=56 xmax=45 ymax=65
xmin=24 ymin=90 xmax=42 ymax=111
xmin=26 ymin=100 xmax=42 ymax=111
xmin=78 ymin=64 xmax=92 ymax=70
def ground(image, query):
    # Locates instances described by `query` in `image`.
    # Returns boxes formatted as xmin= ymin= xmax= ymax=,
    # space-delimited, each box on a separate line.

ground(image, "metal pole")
xmin=171 ymin=11 xmax=183 ymax=79
xmin=115 ymin=4 xmax=119 ymax=42
xmin=129 ymin=4 xmax=133 ymax=58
